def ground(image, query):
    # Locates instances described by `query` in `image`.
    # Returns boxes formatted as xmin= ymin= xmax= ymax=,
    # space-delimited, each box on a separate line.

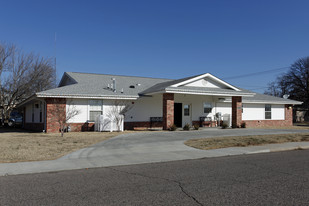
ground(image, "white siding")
xmin=271 ymin=104 xmax=285 ymax=120
xmin=242 ymin=103 xmax=285 ymax=120
xmin=184 ymin=77 xmax=227 ymax=89
xmin=125 ymin=94 xmax=162 ymax=122
xmin=25 ymin=101 xmax=44 ymax=123
xmin=66 ymin=99 xmax=89 ymax=123
xmin=216 ymin=102 xmax=232 ymax=117
xmin=65 ymin=97 xmax=287 ymax=124
xmin=242 ymin=103 xmax=265 ymax=120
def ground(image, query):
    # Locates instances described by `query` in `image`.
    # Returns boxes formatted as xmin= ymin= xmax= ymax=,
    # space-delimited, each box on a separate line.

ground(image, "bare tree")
xmin=106 ymin=100 xmax=133 ymax=131
xmin=49 ymin=99 xmax=80 ymax=137
xmin=265 ymin=57 xmax=309 ymax=105
xmin=0 ymin=42 xmax=56 ymax=123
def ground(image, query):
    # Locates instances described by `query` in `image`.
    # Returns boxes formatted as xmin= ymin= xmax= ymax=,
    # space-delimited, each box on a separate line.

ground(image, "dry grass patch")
xmin=185 ymin=133 xmax=309 ymax=150
xmin=0 ymin=129 xmax=136 ymax=163
xmin=256 ymin=123 xmax=309 ymax=130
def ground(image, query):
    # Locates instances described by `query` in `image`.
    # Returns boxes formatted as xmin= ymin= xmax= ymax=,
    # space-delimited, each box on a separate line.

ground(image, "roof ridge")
xmin=67 ymin=71 xmax=173 ymax=81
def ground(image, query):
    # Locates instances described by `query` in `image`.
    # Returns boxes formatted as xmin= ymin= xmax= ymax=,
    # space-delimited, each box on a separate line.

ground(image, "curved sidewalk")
xmin=1 ymin=129 xmax=309 ymax=176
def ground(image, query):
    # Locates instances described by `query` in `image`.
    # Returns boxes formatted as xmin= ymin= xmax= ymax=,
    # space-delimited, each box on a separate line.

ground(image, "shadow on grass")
xmin=0 ymin=126 xmax=41 ymax=133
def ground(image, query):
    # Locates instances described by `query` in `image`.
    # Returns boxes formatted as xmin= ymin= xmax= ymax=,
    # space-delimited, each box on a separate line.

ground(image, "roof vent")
xmin=111 ymin=78 xmax=116 ymax=92
xmin=136 ymin=83 xmax=141 ymax=86
xmin=129 ymin=85 xmax=135 ymax=89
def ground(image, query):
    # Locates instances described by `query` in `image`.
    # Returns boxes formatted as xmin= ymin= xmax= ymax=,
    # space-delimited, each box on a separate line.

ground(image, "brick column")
xmin=285 ymin=104 xmax=293 ymax=126
xmin=45 ymin=98 xmax=66 ymax=133
xmin=232 ymin=96 xmax=242 ymax=128
xmin=163 ymin=93 xmax=174 ymax=130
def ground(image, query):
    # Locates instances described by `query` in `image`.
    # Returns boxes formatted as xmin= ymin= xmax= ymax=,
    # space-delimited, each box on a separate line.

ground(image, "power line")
xmin=222 ymin=66 xmax=289 ymax=80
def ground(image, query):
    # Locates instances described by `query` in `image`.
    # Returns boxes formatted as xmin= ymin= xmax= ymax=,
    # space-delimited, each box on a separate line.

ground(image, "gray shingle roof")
xmin=243 ymin=92 xmax=301 ymax=104
xmin=37 ymin=72 xmax=170 ymax=98
xmin=36 ymin=72 xmax=302 ymax=104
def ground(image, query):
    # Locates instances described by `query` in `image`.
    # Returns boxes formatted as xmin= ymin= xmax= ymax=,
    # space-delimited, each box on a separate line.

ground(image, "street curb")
xmin=247 ymin=145 xmax=309 ymax=154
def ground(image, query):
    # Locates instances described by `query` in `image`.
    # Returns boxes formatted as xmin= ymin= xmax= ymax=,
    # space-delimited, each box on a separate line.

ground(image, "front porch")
xmin=162 ymin=93 xmax=242 ymax=130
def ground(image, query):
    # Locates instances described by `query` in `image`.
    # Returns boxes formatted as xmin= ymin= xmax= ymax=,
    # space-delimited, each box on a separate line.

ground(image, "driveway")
xmin=1 ymin=128 xmax=309 ymax=176
xmin=61 ymin=128 xmax=309 ymax=162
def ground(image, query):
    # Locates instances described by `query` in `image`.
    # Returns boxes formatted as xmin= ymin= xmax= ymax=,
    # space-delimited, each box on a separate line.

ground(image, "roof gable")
xmin=170 ymin=73 xmax=240 ymax=91
xmin=58 ymin=72 xmax=78 ymax=87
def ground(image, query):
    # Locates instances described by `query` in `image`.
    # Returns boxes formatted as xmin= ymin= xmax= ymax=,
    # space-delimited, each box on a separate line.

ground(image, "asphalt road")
xmin=1 ymin=150 xmax=309 ymax=206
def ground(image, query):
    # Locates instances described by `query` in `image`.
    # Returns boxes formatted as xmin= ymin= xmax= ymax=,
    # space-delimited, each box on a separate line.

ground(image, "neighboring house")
xmin=17 ymin=72 xmax=302 ymax=132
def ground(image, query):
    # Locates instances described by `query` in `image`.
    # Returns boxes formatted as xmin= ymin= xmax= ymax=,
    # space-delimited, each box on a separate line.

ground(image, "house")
xmin=17 ymin=72 xmax=302 ymax=132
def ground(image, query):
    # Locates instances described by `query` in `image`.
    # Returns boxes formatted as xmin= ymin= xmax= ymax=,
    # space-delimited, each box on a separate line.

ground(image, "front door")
xmin=174 ymin=103 xmax=182 ymax=127
xmin=182 ymin=104 xmax=192 ymax=126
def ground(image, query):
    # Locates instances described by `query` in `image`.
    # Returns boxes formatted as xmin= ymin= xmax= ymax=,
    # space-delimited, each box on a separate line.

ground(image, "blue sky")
xmin=1 ymin=0 xmax=309 ymax=93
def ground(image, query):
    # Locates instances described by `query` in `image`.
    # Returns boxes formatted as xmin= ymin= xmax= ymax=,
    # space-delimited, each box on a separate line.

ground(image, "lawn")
xmin=185 ymin=133 xmax=309 ymax=150
xmin=0 ymin=128 xmax=135 ymax=163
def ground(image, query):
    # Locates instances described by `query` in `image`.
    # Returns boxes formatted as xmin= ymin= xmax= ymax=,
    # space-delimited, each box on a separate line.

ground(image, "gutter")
xmin=36 ymin=94 xmax=139 ymax=100
xmin=165 ymin=89 xmax=255 ymax=97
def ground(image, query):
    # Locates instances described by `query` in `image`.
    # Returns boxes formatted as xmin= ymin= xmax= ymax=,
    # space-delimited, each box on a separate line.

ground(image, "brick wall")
xmin=45 ymin=98 xmax=66 ymax=133
xmin=67 ymin=122 xmax=95 ymax=132
xmin=124 ymin=121 xmax=163 ymax=130
xmin=232 ymin=96 xmax=242 ymax=128
xmin=163 ymin=93 xmax=174 ymax=130
xmin=192 ymin=121 xmax=217 ymax=127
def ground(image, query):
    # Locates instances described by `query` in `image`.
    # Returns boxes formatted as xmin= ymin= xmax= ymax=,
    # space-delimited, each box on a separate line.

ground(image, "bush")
xmin=221 ymin=123 xmax=228 ymax=129
xmin=193 ymin=124 xmax=199 ymax=130
xmin=241 ymin=122 xmax=246 ymax=128
xmin=168 ymin=124 xmax=177 ymax=131
xmin=183 ymin=123 xmax=190 ymax=131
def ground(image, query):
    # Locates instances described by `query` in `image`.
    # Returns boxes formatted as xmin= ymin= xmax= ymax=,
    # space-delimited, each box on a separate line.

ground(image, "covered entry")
xmin=174 ymin=103 xmax=182 ymax=127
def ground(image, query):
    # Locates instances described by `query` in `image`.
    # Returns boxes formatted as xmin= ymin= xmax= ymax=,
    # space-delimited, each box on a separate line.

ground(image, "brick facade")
xmin=243 ymin=104 xmax=293 ymax=127
xmin=45 ymin=98 xmax=66 ymax=133
xmin=67 ymin=122 xmax=95 ymax=132
xmin=124 ymin=121 xmax=163 ymax=130
xmin=37 ymin=97 xmax=294 ymax=133
xmin=163 ymin=93 xmax=174 ymax=130
xmin=232 ymin=96 xmax=242 ymax=128
xmin=192 ymin=121 xmax=217 ymax=127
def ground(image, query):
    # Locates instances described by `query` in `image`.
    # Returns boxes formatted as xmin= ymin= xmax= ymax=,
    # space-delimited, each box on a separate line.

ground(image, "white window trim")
xmin=184 ymin=104 xmax=190 ymax=116
xmin=265 ymin=104 xmax=272 ymax=120
xmin=88 ymin=100 xmax=103 ymax=122
xmin=203 ymin=102 xmax=212 ymax=114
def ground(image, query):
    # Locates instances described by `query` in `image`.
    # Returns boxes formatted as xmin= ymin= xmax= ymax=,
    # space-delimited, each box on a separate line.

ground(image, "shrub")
xmin=168 ymin=124 xmax=177 ymax=131
xmin=241 ymin=122 xmax=246 ymax=128
xmin=221 ymin=123 xmax=228 ymax=129
xmin=193 ymin=124 xmax=199 ymax=130
xmin=183 ymin=123 xmax=190 ymax=131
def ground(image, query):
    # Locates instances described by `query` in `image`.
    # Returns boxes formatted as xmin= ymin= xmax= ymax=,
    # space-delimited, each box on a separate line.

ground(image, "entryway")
xmin=174 ymin=103 xmax=182 ymax=127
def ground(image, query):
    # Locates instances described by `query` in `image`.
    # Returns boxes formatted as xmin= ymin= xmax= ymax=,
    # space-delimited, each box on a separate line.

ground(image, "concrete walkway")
xmin=1 ymin=128 xmax=309 ymax=176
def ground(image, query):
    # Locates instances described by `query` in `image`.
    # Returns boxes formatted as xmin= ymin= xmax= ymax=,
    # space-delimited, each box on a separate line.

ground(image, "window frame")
xmin=184 ymin=104 xmax=190 ymax=116
xmin=88 ymin=100 xmax=103 ymax=122
xmin=265 ymin=104 xmax=271 ymax=120
xmin=203 ymin=102 xmax=212 ymax=114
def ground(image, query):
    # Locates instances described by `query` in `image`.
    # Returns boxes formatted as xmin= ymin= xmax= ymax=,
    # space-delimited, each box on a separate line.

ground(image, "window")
xmin=89 ymin=100 xmax=103 ymax=122
xmin=265 ymin=104 xmax=271 ymax=119
xmin=203 ymin=103 xmax=212 ymax=113
xmin=184 ymin=105 xmax=190 ymax=116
